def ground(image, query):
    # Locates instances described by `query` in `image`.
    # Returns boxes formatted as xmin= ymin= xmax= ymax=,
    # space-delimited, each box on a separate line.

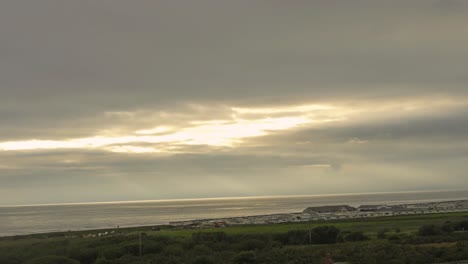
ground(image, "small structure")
xmin=304 ymin=205 xmax=356 ymax=214
xmin=358 ymin=204 xmax=391 ymax=212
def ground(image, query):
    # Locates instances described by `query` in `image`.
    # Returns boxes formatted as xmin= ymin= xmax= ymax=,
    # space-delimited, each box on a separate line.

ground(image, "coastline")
xmin=168 ymin=199 xmax=468 ymax=229
xmin=3 ymin=198 xmax=467 ymax=239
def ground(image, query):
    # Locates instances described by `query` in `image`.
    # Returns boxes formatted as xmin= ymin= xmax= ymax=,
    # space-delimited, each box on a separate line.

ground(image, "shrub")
xmin=311 ymin=226 xmax=341 ymax=244
xmin=345 ymin=231 xmax=370 ymax=242
xmin=101 ymin=247 xmax=125 ymax=260
xmin=455 ymin=220 xmax=468 ymax=231
xmin=233 ymin=251 xmax=256 ymax=264
xmin=377 ymin=229 xmax=389 ymax=239
xmin=236 ymin=239 xmax=266 ymax=251
xmin=192 ymin=232 xmax=227 ymax=243
xmin=192 ymin=255 xmax=216 ymax=264
xmin=192 ymin=245 xmax=213 ymax=255
xmin=25 ymin=256 xmax=80 ymax=264
xmin=67 ymin=248 xmax=98 ymax=264
xmin=276 ymin=226 xmax=341 ymax=245
xmin=418 ymin=224 xmax=444 ymax=236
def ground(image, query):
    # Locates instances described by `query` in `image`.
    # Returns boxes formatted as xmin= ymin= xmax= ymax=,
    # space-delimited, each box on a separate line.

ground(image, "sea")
xmin=1 ymin=190 xmax=467 ymax=237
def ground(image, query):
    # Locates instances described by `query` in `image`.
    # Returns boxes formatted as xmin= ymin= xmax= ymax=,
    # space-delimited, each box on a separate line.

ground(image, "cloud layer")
xmin=1 ymin=0 xmax=468 ymax=205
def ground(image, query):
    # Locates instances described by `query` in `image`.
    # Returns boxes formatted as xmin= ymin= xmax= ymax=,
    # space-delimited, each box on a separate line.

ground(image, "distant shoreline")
xmin=2 ymin=198 xmax=467 ymax=239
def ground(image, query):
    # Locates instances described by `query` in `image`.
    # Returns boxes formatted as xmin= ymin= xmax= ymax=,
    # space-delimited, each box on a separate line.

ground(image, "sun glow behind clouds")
xmin=0 ymin=113 xmax=318 ymax=153
xmin=1 ymin=99 xmax=461 ymax=154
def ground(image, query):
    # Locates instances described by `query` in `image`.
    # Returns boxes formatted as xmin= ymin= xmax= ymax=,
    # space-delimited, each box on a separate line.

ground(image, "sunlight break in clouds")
xmin=0 ymin=99 xmax=464 ymax=154
xmin=0 ymin=115 xmax=313 ymax=153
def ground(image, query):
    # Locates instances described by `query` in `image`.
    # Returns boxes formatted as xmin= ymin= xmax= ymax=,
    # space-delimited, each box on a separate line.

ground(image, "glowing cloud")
xmin=0 ymin=115 xmax=313 ymax=153
xmin=1 ymin=98 xmax=463 ymax=154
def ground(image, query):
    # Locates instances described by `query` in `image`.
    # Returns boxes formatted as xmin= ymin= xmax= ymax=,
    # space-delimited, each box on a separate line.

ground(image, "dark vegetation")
xmin=1 ymin=213 xmax=468 ymax=263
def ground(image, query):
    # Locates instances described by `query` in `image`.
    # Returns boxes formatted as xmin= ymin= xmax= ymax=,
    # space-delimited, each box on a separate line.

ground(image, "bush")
xmin=192 ymin=232 xmax=227 ymax=243
xmin=418 ymin=224 xmax=445 ymax=236
xmin=192 ymin=245 xmax=213 ymax=255
xmin=345 ymin=231 xmax=369 ymax=242
xmin=123 ymin=243 xmax=140 ymax=256
xmin=455 ymin=220 xmax=468 ymax=231
xmin=192 ymin=255 xmax=216 ymax=264
xmin=0 ymin=254 xmax=22 ymax=264
xmin=67 ymin=248 xmax=98 ymax=264
xmin=311 ymin=226 xmax=341 ymax=244
xmin=142 ymin=241 xmax=164 ymax=255
xmin=278 ymin=230 xmax=309 ymax=245
xmin=275 ymin=226 xmax=341 ymax=245
xmin=101 ymin=247 xmax=125 ymax=260
xmin=25 ymin=256 xmax=80 ymax=264
xmin=377 ymin=229 xmax=389 ymax=239
xmin=388 ymin=234 xmax=401 ymax=241
xmin=233 ymin=251 xmax=256 ymax=264
xmin=94 ymin=258 xmax=112 ymax=264
xmin=163 ymin=244 xmax=184 ymax=257
xmin=236 ymin=239 xmax=266 ymax=251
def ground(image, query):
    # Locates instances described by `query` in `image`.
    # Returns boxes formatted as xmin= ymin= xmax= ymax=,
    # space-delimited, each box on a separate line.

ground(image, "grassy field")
xmin=2 ymin=211 xmax=467 ymax=243
xmin=46 ymin=211 xmax=458 ymax=241
xmin=138 ymin=212 xmax=468 ymax=237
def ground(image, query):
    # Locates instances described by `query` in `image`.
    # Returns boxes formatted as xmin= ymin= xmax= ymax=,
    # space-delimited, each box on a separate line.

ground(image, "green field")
xmin=134 ymin=212 xmax=468 ymax=237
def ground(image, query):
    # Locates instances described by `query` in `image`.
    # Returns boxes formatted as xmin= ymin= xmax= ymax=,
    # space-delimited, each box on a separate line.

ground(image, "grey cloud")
xmin=245 ymin=103 xmax=468 ymax=143
xmin=2 ymin=1 xmax=468 ymax=125
xmin=0 ymin=103 xmax=233 ymax=140
xmin=0 ymin=137 xmax=465 ymax=205
xmin=1 ymin=0 xmax=468 ymax=204
xmin=248 ymin=106 xmax=468 ymax=163
xmin=316 ymin=109 xmax=468 ymax=142
xmin=0 ymin=149 xmax=339 ymax=174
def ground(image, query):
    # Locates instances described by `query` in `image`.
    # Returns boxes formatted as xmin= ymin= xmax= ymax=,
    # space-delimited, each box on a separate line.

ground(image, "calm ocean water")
xmin=1 ymin=190 xmax=467 ymax=237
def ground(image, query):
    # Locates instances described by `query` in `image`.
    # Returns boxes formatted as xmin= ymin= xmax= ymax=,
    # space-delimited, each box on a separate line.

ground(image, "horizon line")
xmin=1 ymin=189 xmax=467 ymax=208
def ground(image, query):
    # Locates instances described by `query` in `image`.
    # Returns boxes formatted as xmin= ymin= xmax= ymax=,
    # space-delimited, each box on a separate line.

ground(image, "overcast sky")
xmin=1 ymin=0 xmax=468 ymax=205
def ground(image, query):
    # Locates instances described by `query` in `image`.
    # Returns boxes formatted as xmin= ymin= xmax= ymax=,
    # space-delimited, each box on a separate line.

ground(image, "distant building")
xmin=358 ymin=204 xmax=392 ymax=212
xmin=303 ymin=205 xmax=356 ymax=214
